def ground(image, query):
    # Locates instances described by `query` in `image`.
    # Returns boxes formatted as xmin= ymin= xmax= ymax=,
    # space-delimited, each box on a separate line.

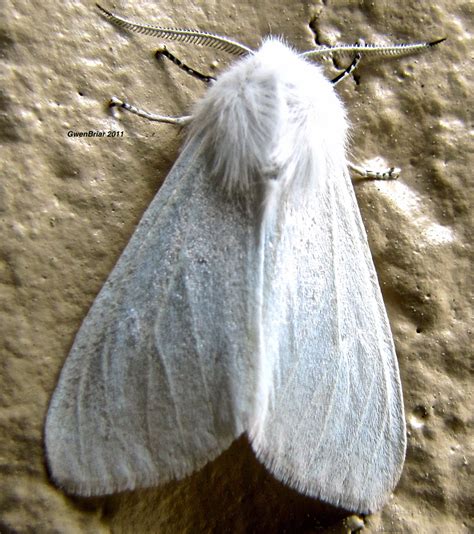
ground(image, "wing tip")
xmin=249 ymin=437 xmax=404 ymax=514
xmin=45 ymin=431 xmax=239 ymax=497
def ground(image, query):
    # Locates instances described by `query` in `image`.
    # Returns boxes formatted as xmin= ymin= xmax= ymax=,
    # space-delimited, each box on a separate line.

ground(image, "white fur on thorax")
xmin=188 ymin=38 xmax=349 ymax=201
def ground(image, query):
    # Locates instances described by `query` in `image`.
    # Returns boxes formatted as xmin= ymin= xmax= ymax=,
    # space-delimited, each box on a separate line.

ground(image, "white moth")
xmin=45 ymin=5 xmax=443 ymax=514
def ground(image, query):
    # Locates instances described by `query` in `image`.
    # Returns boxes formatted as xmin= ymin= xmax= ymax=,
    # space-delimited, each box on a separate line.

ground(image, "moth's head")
xmin=188 ymin=37 xmax=348 ymax=199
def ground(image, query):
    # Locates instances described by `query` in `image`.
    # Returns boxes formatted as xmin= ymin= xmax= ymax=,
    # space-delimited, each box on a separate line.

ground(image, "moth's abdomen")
xmin=188 ymin=38 xmax=349 ymax=198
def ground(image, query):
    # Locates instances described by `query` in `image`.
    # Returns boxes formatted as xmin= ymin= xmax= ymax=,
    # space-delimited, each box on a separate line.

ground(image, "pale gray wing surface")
xmin=45 ymin=139 xmax=261 ymax=496
xmin=251 ymin=170 xmax=406 ymax=513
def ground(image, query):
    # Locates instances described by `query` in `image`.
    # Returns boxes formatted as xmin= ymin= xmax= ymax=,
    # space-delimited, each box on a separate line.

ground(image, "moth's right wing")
xmin=251 ymin=170 xmax=406 ymax=513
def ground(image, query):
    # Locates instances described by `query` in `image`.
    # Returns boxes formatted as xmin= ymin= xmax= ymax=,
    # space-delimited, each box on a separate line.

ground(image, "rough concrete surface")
xmin=1 ymin=0 xmax=472 ymax=532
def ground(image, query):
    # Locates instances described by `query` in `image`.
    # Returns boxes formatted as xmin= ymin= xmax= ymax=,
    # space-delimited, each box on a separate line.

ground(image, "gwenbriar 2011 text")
xmin=67 ymin=130 xmax=124 ymax=138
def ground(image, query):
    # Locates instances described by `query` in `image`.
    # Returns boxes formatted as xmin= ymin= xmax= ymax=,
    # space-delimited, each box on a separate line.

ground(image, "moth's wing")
xmin=251 ymin=171 xmax=406 ymax=513
xmin=45 ymin=139 xmax=260 ymax=496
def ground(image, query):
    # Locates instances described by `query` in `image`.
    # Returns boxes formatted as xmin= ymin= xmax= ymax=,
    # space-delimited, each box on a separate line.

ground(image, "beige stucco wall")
xmin=1 ymin=1 xmax=471 ymax=532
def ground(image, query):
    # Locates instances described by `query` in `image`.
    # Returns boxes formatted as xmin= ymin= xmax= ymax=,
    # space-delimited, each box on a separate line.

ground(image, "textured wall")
xmin=1 ymin=0 xmax=472 ymax=532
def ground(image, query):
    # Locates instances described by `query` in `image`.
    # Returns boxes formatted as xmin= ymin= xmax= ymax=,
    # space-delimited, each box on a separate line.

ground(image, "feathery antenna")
xmin=96 ymin=4 xmax=253 ymax=57
xmin=301 ymin=38 xmax=446 ymax=59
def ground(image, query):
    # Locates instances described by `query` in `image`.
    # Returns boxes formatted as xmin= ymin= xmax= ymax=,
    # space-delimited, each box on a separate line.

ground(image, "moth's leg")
xmin=349 ymin=161 xmax=401 ymax=180
xmin=331 ymin=39 xmax=364 ymax=86
xmin=342 ymin=40 xmax=399 ymax=179
xmin=108 ymin=45 xmax=215 ymax=123
xmin=155 ymin=45 xmax=216 ymax=84
xmin=109 ymin=97 xmax=192 ymax=125
xmin=331 ymin=51 xmax=362 ymax=85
